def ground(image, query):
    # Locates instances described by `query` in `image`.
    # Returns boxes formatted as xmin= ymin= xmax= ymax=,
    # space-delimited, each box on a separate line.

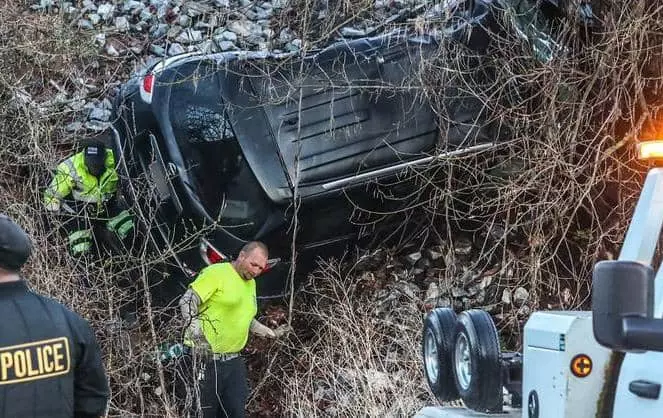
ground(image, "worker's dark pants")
xmin=48 ymin=198 xmax=139 ymax=322
xmin=176 ymin=354 xmax=249 ymax=418
xmin=52 ymin=198 xmax=135 ymax=257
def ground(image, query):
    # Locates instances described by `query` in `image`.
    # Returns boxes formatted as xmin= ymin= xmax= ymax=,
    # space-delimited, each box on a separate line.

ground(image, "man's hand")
xmin=250 ymin=319 xmax=293 ymax=339
xmin=273 ymin=324 xmax=293 ymax=338
xmin=44 ymin=201 xmax=61 ymax=212
xmin=186 ymin=318 xmax=204 ymax=341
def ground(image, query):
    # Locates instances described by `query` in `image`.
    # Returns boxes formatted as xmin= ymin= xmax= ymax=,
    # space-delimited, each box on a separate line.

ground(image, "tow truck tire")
xmin=422 ymin=308 xmax=459 ymax=403
xmin=452 ymin=309 xmax=502 ymax=413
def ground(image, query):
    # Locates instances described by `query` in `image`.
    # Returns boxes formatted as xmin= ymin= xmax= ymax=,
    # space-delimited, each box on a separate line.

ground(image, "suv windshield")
xmin=167 ymin=62 xmax=269 ymax=240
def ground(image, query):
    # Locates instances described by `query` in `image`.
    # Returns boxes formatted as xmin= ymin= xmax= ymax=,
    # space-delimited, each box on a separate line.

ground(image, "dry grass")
xmin=408 ymin=0 xmax=663 ymax=344
xmin=0 ymin=2 xmax=183 ymax=416
xmin=246 ymin=256 xmax=431 ymax=417
xmin=1 ymin=0 xmax=663 ymax=416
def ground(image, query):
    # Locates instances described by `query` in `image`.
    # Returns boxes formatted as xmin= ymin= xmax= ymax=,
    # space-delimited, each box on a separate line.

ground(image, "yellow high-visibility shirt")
xmin=188 ymin=262 xmax=257 ymax=354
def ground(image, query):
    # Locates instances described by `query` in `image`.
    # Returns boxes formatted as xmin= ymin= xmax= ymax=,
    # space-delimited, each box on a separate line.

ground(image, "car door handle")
xmin=629 ymin=380 xmax=661 ymax=400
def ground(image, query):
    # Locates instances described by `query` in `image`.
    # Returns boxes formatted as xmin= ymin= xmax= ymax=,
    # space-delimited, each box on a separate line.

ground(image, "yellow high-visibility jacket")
xmin=43 ymin=149 xmax=119 ymax=212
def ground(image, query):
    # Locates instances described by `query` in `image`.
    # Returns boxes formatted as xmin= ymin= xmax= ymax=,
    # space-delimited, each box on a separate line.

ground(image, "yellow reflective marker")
xmin=570 ymin=354 xmax=592 ymax=378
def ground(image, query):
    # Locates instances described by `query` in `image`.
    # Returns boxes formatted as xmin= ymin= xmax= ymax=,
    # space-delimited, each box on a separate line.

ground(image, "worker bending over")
xmin=43 ymin=136 xmax=134 ymax=256
xmin=178 ymin=241 xmax=291 ymax=418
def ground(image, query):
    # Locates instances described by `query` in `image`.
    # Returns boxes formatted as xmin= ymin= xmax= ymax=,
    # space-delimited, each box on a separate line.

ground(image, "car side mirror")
xmin=592 ymin=260 xmax=663 ymax=352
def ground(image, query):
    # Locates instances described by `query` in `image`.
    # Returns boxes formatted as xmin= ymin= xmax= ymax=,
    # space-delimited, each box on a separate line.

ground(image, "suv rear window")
xmin=509 ymin=0 xmax=563 ymax=62
xmin=167 ymin=62 xmax=270 ymax=240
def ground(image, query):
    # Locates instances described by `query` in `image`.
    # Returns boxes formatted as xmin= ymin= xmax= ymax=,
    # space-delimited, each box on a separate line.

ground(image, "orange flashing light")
xmin=637 ymin=140 xmax=663 ymax=160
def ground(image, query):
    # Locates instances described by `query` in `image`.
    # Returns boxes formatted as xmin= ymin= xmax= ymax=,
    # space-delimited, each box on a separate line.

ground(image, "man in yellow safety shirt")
xmin=178 ymin=241 xmax=291 ymax=418
xmin=43 ymin=138 xmax=134 ymax=256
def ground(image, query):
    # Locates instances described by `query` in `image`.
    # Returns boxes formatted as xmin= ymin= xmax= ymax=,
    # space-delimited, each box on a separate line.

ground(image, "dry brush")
xmin=2 ymin=0 xmax=663 ymax=416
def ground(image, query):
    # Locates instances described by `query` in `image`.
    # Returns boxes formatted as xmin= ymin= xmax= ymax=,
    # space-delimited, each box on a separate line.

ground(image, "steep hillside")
xmin=2 ymin=0 xmax=663 ymax=416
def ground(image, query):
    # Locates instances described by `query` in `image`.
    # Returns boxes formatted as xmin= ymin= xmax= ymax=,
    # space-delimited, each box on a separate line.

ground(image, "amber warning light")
xmin=637 ymin=140 xmax=663 ymax=160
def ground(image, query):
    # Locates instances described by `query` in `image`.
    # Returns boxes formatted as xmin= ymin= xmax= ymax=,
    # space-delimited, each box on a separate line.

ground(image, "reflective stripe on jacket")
xmin=43 ymin=149 xmax=118 ymax=210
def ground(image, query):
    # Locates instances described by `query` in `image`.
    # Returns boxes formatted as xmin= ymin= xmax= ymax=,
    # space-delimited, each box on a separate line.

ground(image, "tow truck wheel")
xmin=422 ymin=307 xmax=459 ymax=403
xmin=452 ymin=309 xmax=502 ymax=413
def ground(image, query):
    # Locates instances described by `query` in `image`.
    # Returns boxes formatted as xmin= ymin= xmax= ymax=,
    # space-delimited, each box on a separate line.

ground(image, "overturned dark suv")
xmin=111 ymin=0 xmax=601 ymax=300
xmin=110 ymin=25 xmax=512 ymax=300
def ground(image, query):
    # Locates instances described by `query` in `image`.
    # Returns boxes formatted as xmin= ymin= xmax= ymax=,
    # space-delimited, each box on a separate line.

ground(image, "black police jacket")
xmin=0 ymin=280 xmax=109 ymax=417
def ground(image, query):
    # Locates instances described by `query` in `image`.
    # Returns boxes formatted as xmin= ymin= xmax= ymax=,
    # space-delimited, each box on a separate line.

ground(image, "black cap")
xmin=0 ymin=214 xmax=32 ymax=271
xmin=83 ymin=142 xmax=106 ymax=177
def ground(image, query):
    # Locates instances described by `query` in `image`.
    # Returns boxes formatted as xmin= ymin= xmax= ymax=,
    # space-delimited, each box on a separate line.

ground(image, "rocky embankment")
xmin=25 ymin=0 xmax=446 ymax=134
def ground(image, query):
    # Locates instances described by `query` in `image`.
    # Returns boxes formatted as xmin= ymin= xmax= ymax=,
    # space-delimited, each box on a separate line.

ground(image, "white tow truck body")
xmin=417 ymin=169 xmax=663 ymax=418
xmin=610 ymin=168 xmax=663 ymax=417
xmin=522 ymin=312 xmax=611 ymax=418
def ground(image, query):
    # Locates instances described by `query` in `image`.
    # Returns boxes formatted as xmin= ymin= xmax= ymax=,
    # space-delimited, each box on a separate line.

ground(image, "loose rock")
xmin=425 ymin=246 xmax=444 ymax=262
xmin=405 ymin=252 xmax=421 ymax=266
xmin=513 ymin=287 xmax=529 ymax=305
xmin=451 ymin=287 xmax=467 ymax=298
xmin=115 ymin=16 xmax=130 ymax=32
xmin=227 ymin=20 xmax=253 ymax=38
xmin=394 ymin=281 xmax=420 ymax=300
xmin=453 ymin=236 xmax=473 ymax=256
xmin=424 ymin=282 xmax=441 ymax=302
xmin=168 ymin=43 xmax=185 ymax=56
xmin=97 ymin=3 xmax=114 ymax=20
xmin=215 ymin=40 xmax=236 ymax=51
xmin=78 ymin=19 xmax=94 ymax=30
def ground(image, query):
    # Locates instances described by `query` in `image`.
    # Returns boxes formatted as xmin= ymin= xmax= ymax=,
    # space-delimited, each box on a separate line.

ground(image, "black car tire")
xmin=422 ymin=308 xmax=460 ymax=403
xmin=452 ymin=309 xmax=502 ymax=413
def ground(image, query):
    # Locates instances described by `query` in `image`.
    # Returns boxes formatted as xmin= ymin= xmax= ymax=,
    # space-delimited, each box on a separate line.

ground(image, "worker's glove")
xmin=272 ymin=324 xmax=293 ymax=339
xmin=187 ymin=318 xmax=204 ymax=339
xmin=250 ymin=319 xmax=292 ymax=339
xmin=185 ymin=319 xmax=211 ymax=355
xmin=44 ymin=201 xmax=61 ymax=213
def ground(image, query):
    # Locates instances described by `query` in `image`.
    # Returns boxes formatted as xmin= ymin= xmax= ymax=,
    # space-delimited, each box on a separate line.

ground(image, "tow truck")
xmin=418 ymin=138 xmax=663 ymax=418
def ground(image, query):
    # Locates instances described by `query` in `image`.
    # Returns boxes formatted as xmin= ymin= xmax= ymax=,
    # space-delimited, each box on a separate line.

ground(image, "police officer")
xmin=0 ymin=214 xmax=110 ymax=417
xmin=178 ymin=241 xmax=291 ymax=418
xmin=43 ymin=137 xmax=134 ymax=256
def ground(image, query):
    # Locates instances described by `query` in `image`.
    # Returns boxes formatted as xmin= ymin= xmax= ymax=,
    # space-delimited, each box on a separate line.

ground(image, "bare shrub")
xmin=0 ymin=3 xmax=186 ymax=416
xmin=2 ymin=0 xmax=663 ymax=416
xmin=254 ymin=0 xmax=663 ymax=411
xmin=245 ymin=256 xmax=430 ymax=417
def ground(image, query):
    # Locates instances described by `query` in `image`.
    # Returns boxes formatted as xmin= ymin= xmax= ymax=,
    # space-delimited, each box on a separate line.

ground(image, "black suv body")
xmin=112 ymin=29 xmax=495 ymax=299
xmin=111 ymin=0 xmax=595 ymax=300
